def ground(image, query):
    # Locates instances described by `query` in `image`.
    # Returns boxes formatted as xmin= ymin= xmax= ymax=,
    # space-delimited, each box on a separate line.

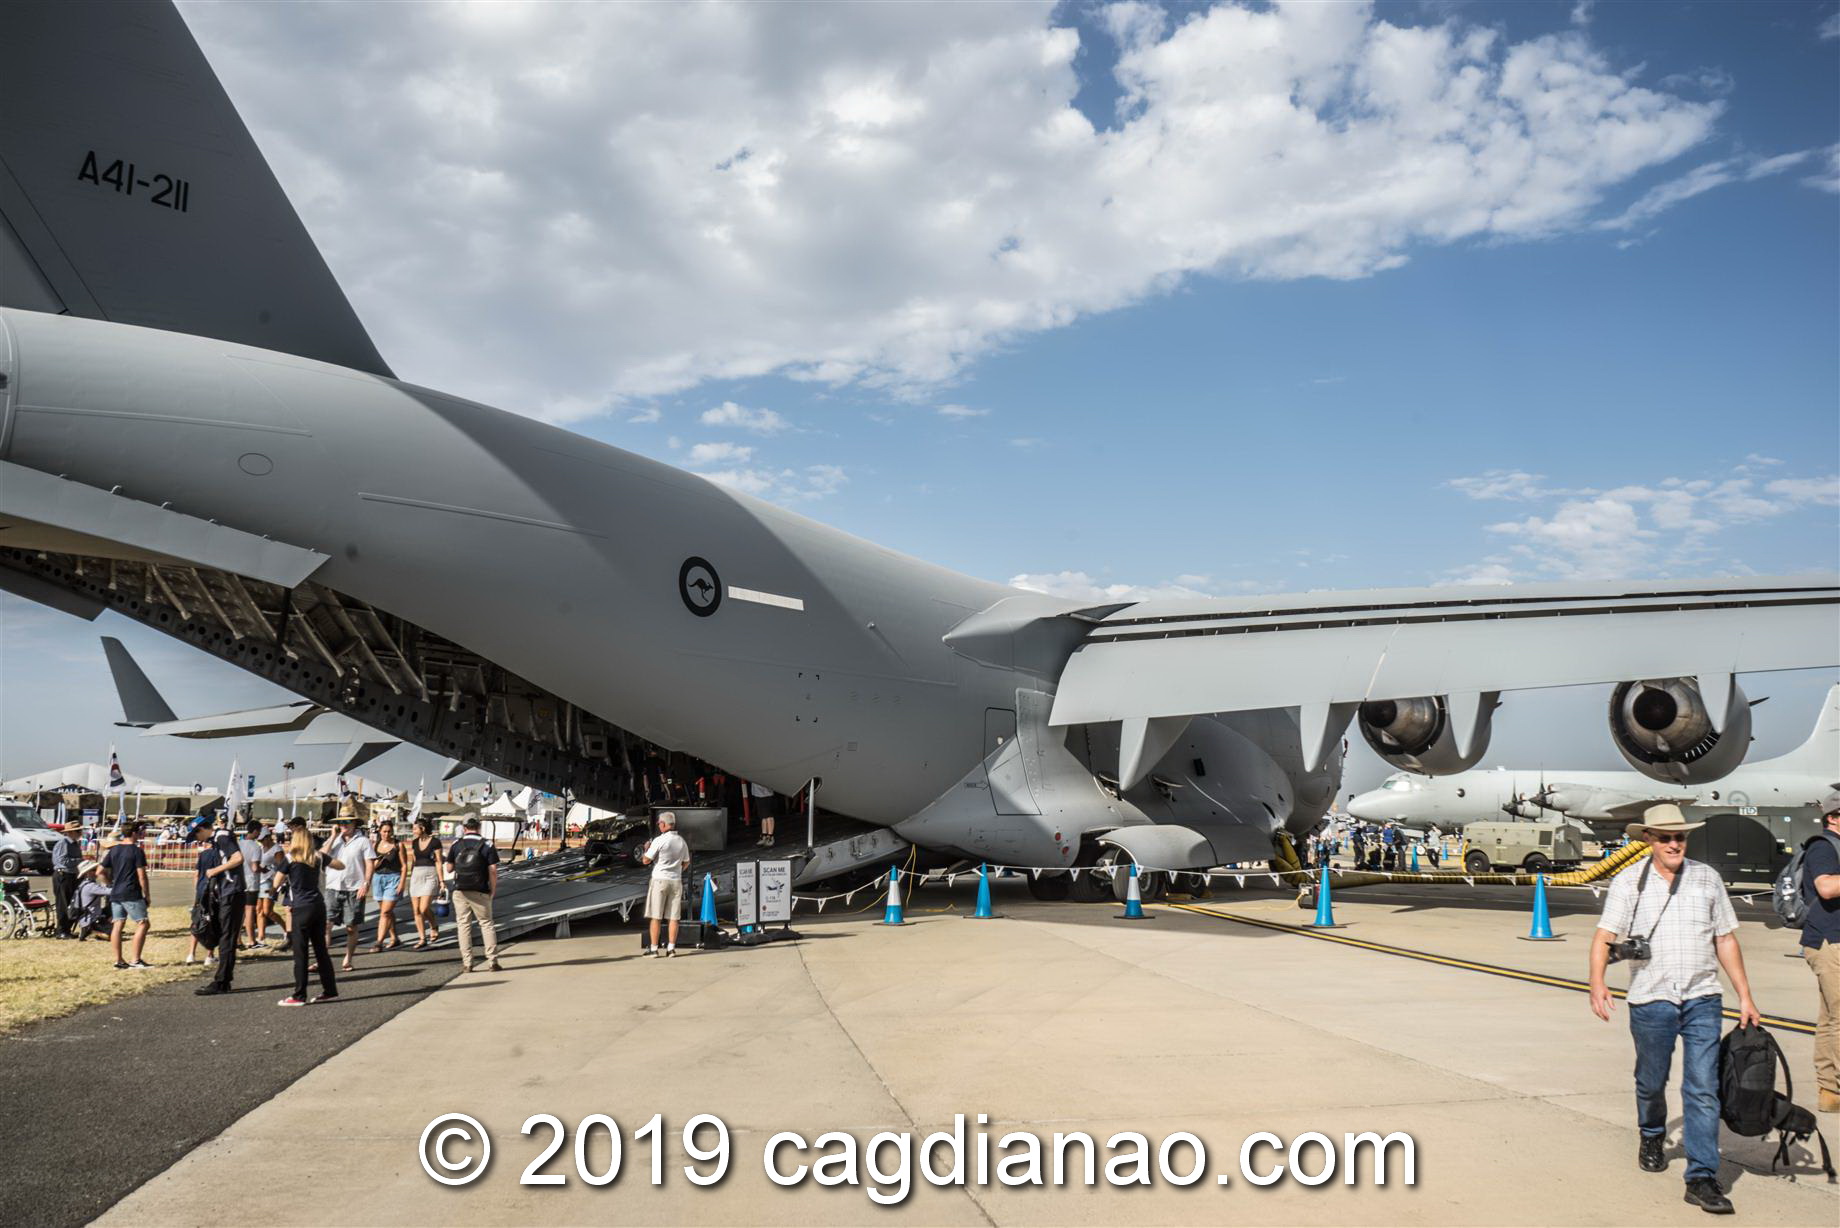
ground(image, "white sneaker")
xmin=666 ymin=947 xmax=676 ymax=958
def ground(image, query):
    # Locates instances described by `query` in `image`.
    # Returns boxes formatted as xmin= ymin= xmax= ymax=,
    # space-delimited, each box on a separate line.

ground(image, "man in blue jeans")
xmin=1589 ymin=804 xmax=1761 ymax=1215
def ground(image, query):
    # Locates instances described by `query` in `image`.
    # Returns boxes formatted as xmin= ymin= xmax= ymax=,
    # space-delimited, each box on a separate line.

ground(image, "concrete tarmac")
xmin=90 ymin=882 xmax=1840 ymax=1225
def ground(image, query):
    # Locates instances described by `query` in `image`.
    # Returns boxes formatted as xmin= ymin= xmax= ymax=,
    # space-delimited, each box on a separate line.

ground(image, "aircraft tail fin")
xmin=101 ymin=636 xmax=179 ymax=727
xmin=1773 ymin=682 xmax=1840 ymax=776
xmin=0 ymin=1 xmax=391 ymax=376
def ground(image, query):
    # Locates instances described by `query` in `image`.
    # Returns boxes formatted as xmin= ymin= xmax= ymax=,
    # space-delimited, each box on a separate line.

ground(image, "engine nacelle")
xmin=1357 ymin=694 xmax=1494 ymax=776
xmin=1608 ymin=677 xmax=1751 ymax=785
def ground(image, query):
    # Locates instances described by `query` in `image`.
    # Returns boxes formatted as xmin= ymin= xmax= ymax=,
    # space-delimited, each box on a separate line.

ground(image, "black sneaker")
xmin=194 ymin=983 xmax=227 ymax=996
xmin=114 ymin=961 xmax=129 ymax=970
xmin=1683 ymin=1178 xmax=1732 ymax=1215
xmin=1639 ymin=1135 xmax=1666 ymax=1172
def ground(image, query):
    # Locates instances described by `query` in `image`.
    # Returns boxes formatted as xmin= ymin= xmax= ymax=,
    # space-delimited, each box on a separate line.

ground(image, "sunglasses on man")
xmin=1645 ymin=832 xmax=1689 ymax=845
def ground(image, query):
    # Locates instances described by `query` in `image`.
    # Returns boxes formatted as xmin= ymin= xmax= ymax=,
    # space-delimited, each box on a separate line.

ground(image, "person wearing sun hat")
xmin=1589 ymin=803 xmax=1761 ymax=1216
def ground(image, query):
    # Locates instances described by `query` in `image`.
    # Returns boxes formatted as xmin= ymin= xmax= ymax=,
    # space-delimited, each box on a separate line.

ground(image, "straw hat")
xmin=1625 ymin=802 xmax=1705 ymax=843
xmin=77 ymin=859 xmax=99 ymax=878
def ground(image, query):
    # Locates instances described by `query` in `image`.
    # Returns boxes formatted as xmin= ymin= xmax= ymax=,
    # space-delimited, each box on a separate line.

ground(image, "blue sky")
xmin=3 ymin=1 xmax=1835 ymax=795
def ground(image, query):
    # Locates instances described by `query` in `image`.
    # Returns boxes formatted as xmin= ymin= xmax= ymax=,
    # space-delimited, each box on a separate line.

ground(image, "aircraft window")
xmin=1456 ymin=788 xmax=1465 ymax=798
xmin=1383 ymin=778 xmax=1410 ymax=791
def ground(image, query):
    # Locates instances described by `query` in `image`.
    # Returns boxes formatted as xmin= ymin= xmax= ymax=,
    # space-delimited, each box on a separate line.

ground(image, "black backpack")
xmin=450 ymin=836 xmax=490 ymax=892
xmin=1718 ymin=1023 xmax=1835 ymax=1181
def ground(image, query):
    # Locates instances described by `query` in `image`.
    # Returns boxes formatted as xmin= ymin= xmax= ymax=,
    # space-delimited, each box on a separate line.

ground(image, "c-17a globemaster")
xmin=1 ymin=2 xmax=1834 ymax=898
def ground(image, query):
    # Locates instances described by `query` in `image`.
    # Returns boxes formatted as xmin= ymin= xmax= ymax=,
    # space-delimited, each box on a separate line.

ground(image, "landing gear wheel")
xmin=1094 ymin=848 xmax=1164 ymax=902
xmin=1522 ymin=853 xmax=1551 ymax=874
xmin=1026 ymin=871 xmax=1072 ymax=902
xmin=1068 ymin=864 xmax=1111 ymax=903
xmin=1464 ymin=850 xmax=1490 ymax=875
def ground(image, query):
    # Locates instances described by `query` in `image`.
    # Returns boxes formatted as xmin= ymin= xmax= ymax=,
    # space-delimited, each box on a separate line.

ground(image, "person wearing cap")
xmin=1800 ymin=788 xmax=1840 ymax=1115
xmin=322 ymin=811 xmax=374 ymax=973
xmin=1589 ymin=803 xmax=1760 ymax=1215
xmin=73 ymin=859 xmax=110 ymax=940
xmin=446 ymin=815 xmax=501 ymax=973
xmin=192 ymin=818 xmax=246 ymax=996
xmin=641 ymin=811 xmax=691 ymax=957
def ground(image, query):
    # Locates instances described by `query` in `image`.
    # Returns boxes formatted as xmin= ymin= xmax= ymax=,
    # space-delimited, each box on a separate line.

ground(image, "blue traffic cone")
xmin=878 ymin=866 xmax=906 ymax=925
xmin=1519 ymin=873 xmax=1563 ymax=941
xmin=1116 ymin=863 xmax=1152 ymax=920
xmin=1410 ymin=843 xmax=1420 ymax=874
xmin=1306 ymin=864 xmax=1344 ymax=928
xmin=699 ymin=873 xmax=718 ymax=927
xmin=969 ymin=863 xmax=1000 ymax=920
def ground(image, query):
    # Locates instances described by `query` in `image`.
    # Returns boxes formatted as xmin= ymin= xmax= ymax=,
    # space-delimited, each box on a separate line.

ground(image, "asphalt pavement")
xmin=0 ymin=921 xmax=464 ymax=1228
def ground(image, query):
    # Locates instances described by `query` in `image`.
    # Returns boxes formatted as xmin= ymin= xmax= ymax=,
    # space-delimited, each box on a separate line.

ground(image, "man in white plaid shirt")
xmin=1590 ymin=804 xmax=1761 ymax=1216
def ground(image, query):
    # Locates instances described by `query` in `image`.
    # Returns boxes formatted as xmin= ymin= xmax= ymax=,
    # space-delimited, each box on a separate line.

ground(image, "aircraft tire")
xmin=1026 ymin=871 xmax=1072 ymax=902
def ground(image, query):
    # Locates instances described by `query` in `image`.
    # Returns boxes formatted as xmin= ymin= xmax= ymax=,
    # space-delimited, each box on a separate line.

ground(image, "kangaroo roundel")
xmin=678 ymin=557 xmax=721 ymax=617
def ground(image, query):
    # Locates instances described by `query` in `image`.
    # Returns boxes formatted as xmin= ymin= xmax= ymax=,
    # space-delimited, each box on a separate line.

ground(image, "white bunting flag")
xmin=1234 ymin=875 xmax=1245 ymax=888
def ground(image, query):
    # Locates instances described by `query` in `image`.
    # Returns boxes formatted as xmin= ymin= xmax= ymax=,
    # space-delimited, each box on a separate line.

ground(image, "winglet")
xmin=101 ymin=636 xmax=178 ymax=726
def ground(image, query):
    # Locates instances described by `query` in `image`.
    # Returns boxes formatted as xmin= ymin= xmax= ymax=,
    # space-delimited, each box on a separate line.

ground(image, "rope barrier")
xmin=774 ymin=839 xmax=1776 ymax=914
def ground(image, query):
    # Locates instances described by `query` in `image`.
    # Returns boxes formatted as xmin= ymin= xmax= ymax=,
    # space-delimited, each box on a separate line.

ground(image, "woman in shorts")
xmin=407 ymin=818 xmax=444 ymax=948
xmin=367 ymin=823 xmax=406 ymax=951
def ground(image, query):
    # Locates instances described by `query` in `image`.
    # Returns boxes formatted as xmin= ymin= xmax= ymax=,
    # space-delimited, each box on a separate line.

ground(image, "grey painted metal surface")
xmin=0 ymin=1 xmax=392 ymax=376
xmin=0 ymin=4 xmax=1835 ymax=882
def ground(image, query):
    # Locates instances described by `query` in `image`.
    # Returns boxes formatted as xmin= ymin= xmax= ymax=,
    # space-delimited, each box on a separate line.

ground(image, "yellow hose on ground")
xmin=1268 ymin=840 xmax=1653 ymax=894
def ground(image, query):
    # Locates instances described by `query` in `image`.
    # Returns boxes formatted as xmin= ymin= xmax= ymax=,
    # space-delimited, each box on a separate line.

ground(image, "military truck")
xmin=1461 ymin=820 xmax=1585 ymax=875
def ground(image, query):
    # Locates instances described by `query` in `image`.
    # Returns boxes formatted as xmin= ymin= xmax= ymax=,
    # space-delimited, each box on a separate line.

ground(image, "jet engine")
xmin=1608 ymin=677 xmax=1751 ymax=785
xmin=1357 ymin=693 xmax=1495 ymax=776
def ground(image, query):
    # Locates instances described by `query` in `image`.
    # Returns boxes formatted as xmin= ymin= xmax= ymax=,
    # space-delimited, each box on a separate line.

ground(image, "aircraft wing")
xmin=1047 ymin=578 xmax=1839 ymax=776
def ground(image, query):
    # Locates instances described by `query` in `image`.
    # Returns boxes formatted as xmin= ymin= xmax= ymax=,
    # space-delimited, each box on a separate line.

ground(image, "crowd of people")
xmin=45 ymin=804 xmax=518 ymax=1006
xmin=1298 ymin=818 xmax=1445 ymax=872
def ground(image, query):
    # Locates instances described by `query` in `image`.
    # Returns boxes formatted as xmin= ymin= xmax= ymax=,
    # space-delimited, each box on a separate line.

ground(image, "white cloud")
xmin=1822 ymin=13 xmax=1840 ymax=40
xmin=627 ymin=406 xmax=662 ymax=424
xmin=1009 ymin=570 xmax=1215 ymax=602
xmin=1597 ymin=149 xmax=1815 ymax=232
xmin=1807 ymin=145 xmax=1840 ymax=194
xmin=1570 ymin=1 xmax=1595 ymax=27
xmin=696 ymin=463 xmax=848 ymax=503
xmin=1448 ymin=465 xmax=1838 ymax=580
xmin=936 ymin=403 xmax=989 ymax=419
xmin=1007 ymin=437 xmax=1044 ymax=449
xmin=182 ymin=2 xmax=1725 ymax=420
xmin=698 ymin=401 xmax=789 ymax=434
xmin=1447 ymin=470 xmax=1555 ymax=501
xmin=686 ymin=440 xmax=753 ymax=466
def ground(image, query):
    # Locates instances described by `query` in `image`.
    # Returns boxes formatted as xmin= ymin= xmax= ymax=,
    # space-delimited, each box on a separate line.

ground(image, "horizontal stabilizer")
xmin=101 ymin=636 xmax=177 ymax=725
xmin=141 ymin=702 xmax=318 ymax=739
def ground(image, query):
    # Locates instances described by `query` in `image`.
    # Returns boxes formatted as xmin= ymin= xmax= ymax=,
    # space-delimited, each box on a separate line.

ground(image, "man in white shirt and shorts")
xmin=642 ymin=812 xmax=692 ymax=958
xmin=1589 ymin=803 xmax=1760 ymax=1215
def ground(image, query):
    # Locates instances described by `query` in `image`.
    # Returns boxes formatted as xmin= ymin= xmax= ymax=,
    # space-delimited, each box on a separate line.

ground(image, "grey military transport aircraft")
xmin=1 ymin=3 xmax=1835 ymax=896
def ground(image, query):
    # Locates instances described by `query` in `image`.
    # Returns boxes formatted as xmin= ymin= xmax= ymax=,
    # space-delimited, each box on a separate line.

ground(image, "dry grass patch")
xmin=0 ymin=905 xmax=288 ymax=1032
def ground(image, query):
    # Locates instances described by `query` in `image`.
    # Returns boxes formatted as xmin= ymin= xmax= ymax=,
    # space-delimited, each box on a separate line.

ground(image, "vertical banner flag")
xmin=108 ymin=746 xmax=126 ymax=817
xmin=224 ymin=757 xmax=241 ymax=824
xmin=408 ymin=779 xmax=425 ymax=826
xmin=337 ymin=774 xmax=350 ymax=800
xmin=759 ymin=860 xmax=793 ymax=924
xmin=736 ymin=861 xmax=760 ymax=929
